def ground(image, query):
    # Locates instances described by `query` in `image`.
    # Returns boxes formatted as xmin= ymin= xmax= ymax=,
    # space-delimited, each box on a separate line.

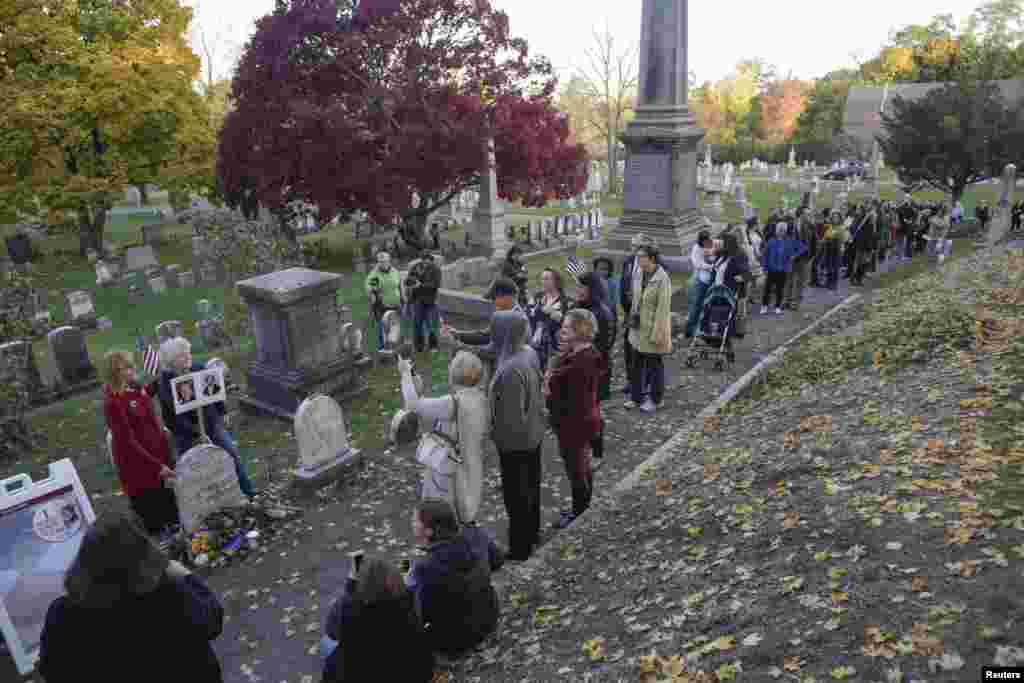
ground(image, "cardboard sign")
xmin=0 ymin=460 xmax=96 ymax=675
xmin=170 ymin=366 xmax=225 ymax=415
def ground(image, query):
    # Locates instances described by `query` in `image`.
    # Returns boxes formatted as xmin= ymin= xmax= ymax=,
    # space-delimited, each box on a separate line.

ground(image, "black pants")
xmin=130 ymin=486 xmax=179 ymax=535
xmin=558 ymin=444 xmax=593 ymax=517
xmin=498 ymin=445 xmax=542 ymax=560
xmin=590 ymin=419 xmax=605 ymax=459
xmin=622 ymin=332 xmax=635 ymax=392
xmin=762 ymin=271 xmax=787 ymax=308
xmin=630 ymin=352 xmax=665 ymax=405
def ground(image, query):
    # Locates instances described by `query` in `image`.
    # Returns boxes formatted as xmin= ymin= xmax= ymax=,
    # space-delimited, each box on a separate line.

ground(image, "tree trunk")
xmin=399 ymin=212 xmax=428 ymax=252
xmin=607 ymin=129 xmax=617 ymax=195
xmin=136 ymin=183 xmax=150 ymax=206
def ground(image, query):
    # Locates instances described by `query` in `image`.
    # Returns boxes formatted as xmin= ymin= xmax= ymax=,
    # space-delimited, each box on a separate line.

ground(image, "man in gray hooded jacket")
xmin=488 ymin=310 xmax=546 ymax=561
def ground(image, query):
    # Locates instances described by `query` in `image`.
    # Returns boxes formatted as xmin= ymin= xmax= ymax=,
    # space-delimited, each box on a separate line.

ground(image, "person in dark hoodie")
xmin=407 ymin=498 xmax=503 ymax=657
xmin=544 ymin=309 xmax=606 ymax=529
xmin=488 ymin=310 xmax=546 ymax=561
xmin=156 ymin=337 xmax=256 ymax=498
xmin=570 ymin=270 xmax=617 ymax=463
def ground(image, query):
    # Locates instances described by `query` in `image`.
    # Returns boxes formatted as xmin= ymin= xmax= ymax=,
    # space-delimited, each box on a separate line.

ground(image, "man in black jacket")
xmin=976 ymin=200 xmax=991 ymax=234
xmin=406 ymin=251 xmax=442 ymax=352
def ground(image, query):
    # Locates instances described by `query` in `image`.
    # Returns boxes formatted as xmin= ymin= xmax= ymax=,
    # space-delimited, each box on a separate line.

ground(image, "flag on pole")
xmin=143 ymin=345 xmax=160 ymax=377
xmin=566 ymin=255 xmax=586 ymax=283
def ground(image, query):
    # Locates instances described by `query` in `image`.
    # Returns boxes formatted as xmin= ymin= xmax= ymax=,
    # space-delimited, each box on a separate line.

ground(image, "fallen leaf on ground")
xmin=783 ymin=656 xmax=804 ymax=672
xmin=655 ymin=479 xmax=673 ymax=497
xmin=703 ymin=464 xmax=721 ymax=483
xmin=911 ymin=576 xmax=929 ymax=593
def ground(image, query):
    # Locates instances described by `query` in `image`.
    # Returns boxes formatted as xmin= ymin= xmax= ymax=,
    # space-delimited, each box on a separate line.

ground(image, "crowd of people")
xmin=51 ymin=192 xmax=985 ymax=682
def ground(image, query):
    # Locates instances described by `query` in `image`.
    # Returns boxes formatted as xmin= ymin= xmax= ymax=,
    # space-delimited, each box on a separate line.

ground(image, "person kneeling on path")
xmin=321 ymin=556 xmax=435 ymax=683
xmin=157 ymin=337 xmax=257 ymax=499
xmin=398 ymin=351 xmax=489 ymax=524
xmin=407 ymin=498 xmax=504 ymax=658
xmin=545 ymin=309 xmax=605 ymax=528
xmin=102 ymin=350 xmax=178 ymax=537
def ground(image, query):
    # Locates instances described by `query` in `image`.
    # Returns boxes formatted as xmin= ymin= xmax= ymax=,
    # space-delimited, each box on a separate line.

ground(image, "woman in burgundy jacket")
xmin=544 ymin=309 xmax=606 ymax=530
xmin=102 ymin=350 xmax=178 ymax=535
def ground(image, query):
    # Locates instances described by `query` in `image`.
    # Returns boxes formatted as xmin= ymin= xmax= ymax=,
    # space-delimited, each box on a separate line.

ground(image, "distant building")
xmin=842 ymin=79 xmax=1024 ymax=152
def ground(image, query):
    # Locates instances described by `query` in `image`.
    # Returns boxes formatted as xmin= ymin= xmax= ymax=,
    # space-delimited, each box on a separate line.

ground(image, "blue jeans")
xmin=319 ymin=636 xmax=338 ymax=659
xmin=823 ymin=243 xmax=841 ymax=288
xmin=411 ymin=302 xmax=439 ymax=350
xmin=210 ymin=425 xmax=256 ymax=498
xmin=685 ymin=278 xmax=711 ymax=337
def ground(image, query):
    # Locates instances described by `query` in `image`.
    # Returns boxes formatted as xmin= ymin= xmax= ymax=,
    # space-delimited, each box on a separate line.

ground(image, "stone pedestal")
xmin=601 ymin=0 xmax=705 ymax=261
xmin=473 ymin=138 xmax=510 ymax=263
xmin=236 ymin=268 xmax=370 ymax=421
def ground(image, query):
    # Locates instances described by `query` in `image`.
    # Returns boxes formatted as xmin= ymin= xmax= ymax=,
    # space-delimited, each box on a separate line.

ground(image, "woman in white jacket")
xmin=398 ymin=351 xmax=490 ymax=525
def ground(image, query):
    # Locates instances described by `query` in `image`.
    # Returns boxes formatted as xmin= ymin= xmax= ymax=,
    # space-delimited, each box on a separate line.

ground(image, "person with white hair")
xmin=155 ymin=337 xmax=256 ymax=498
xmin=397 ymin=350 xmax=489 ymax=525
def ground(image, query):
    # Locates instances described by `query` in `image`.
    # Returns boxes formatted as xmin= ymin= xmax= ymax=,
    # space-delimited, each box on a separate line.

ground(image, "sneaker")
xmin=624 ymin=400 xmax=638 ymax=410
xmin=640 ymin=399 xmax=657 ymax=413
xmin=760 ymin=305 xmax=768 ymax=315
xmin=774 ymin=307 xmax=783 ymax=315
xmin=554 ymin=511 xmax=577 ymax=529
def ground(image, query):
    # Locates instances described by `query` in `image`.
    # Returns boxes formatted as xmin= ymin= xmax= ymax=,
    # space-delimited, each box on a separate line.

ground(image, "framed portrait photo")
xmin=170 ymin=366 xmax=225 ymax=415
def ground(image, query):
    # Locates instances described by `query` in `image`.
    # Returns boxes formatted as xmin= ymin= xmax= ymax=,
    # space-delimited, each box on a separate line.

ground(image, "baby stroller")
xmin=685 ymin=284 xmax=739 ymax=371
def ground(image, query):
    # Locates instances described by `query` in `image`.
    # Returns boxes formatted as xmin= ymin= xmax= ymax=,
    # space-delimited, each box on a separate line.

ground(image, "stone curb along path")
xmin=491 ymin=292 xmax=863 ymax=596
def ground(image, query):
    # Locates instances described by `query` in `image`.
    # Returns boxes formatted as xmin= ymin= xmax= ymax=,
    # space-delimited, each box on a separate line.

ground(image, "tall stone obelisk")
xmin=474 ymin=137 xmax=510 ymax=263
xmin=604 ymin=0 xmax=705 ymax=259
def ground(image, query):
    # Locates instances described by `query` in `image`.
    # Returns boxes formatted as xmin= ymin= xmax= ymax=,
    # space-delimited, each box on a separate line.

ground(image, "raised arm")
xmin=400 ymin=365 xmax=454 ymax=422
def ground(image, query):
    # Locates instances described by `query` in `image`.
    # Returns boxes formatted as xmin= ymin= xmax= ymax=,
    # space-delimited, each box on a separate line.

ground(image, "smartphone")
xmin=351 ymin=550 xmax=364 ymax=574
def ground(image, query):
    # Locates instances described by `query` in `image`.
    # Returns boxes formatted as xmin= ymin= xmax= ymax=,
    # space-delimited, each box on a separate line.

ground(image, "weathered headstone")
xmin=380 ymin=309 xmax=402 ymax=347
xmin=95 ymin=261 xmax=116 ymax=288
xmin=47 ymin=326 xmax=96 ymax=386
xmin=0 ymin=340 xmax=44 ymax=401
xmin=293 ymin=394 xmax=361 ymax=485
xmin=155 ymin=320 xmax=184 ymax=342
xmin=148 ymin=275 xmax=167 ymax=295
xmin=173 ymin=444 xmax=248 ymax=533
xmin=179 ymin=271 xmax=195 ymax=288
xmin=121 ymin=245 xmax=160 ymax=277
xmin=141 ymin=221 xmax=164 ymax=245
xmin=165 ymin=265 xmax=183 ymax=289
xmin=63 ymin=290 xmax=97 ymax=329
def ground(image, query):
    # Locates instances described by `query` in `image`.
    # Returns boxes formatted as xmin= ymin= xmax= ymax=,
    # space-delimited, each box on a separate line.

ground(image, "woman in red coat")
xmin=544 ymin=309 xmax=606 ymax=530
xmin=103 ymin=350 xmax=178 ymax=535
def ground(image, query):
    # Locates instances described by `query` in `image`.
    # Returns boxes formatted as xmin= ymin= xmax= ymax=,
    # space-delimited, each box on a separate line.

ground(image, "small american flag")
xmin=142 ymin=344 xmax=160 ymax=376
xmin=566 ymin=255 xmax=586 ymax=283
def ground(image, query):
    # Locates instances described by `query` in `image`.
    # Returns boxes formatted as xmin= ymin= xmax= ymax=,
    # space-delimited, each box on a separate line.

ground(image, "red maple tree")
xmin=218 ymin=0 xmax=588 ymax=247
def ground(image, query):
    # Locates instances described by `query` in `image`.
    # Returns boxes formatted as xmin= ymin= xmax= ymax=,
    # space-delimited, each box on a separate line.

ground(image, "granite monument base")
xmin=292 ymin=447 xmax=364 ymax=492
xmin=239 ymin=356 xmax=371 ymax=422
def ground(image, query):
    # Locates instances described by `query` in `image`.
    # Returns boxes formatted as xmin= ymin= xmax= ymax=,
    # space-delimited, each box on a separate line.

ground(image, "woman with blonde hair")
xmin=397 ymin=350 xmax=489 ymax=525
xmin=101 ymin=350 xmax=178 ymax=535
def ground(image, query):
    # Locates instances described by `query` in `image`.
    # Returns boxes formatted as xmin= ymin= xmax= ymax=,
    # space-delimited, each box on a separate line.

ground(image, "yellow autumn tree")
xmin=0 ymin=0 xmax=217 ymax=254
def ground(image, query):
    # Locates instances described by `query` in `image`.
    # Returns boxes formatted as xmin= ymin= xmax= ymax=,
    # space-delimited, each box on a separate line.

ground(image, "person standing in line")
xmin=591 ymin=257 xmax=620 ymax=315
xmin=544 ymin=309 xmax=604 ymax=529
xmin=527 ymin=268 xmax=569 ymax=371
xmin=404 ymin=250 xmax=442 ymax=353
xmin=488 ymin=311 xmax=545 ymax=561
xmin=685 ymin=230 xmax=715 ymax=338
xmin=102 ymin=350 xmax=178 ymax=536
xmin=760 ymin=222 xmax=806 ymax=314
xmin=625 ymin=245 xmax=673 ymax=413
xmin=568 ymin=271 xmax=617 ymax=463
xmin=365 ymin=250 xmax=403 ymax=352
xmin=783 ymin=211 xmax=815 ymax=310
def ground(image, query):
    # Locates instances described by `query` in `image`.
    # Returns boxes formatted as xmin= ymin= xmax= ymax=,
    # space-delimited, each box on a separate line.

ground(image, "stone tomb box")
xmin=237 ymin=268 xmax=370 ymax=420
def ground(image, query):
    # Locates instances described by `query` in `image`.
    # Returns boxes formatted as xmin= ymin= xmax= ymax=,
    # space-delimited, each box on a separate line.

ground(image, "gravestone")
xmin=148 ymin=275 xmax=167 ymax=295
xmin=155 ymin=320 xmax=184 ymax=342
xmin=127 ymin=284 xmax=144 ymax=302
xmin=121 ymin=245 xmax=160 ymax=277
xmin=238 ymin=268 xmax=370 ymax=420
xmin=95 ymin=261 xmax=116 ymax=288
xmin=197 ymin=318 xmax=228 ymax=350
xmin=141 ymin=221 xmax=164 ymax=245
xmin=195 ymin=299 xmax=214 ymax=320
xmin=165 ymin=265 xmax=183 ymax=289
xmin=292 ymin=394 xmax=362 ymax=486
xmin=380 ymin=309 xmax=402 ymax=348
xmin=173 ymin=444 xmax=248 ymax=533
xmin=0 ymin=340 xmax=44 ymax=402
xmin=47 ymin=326 xmax=96 ymax=386
xmin=179 ymin=271 xmax=195 ymax=288
xmin=63 ymin=290 xmax=97 ymax=329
